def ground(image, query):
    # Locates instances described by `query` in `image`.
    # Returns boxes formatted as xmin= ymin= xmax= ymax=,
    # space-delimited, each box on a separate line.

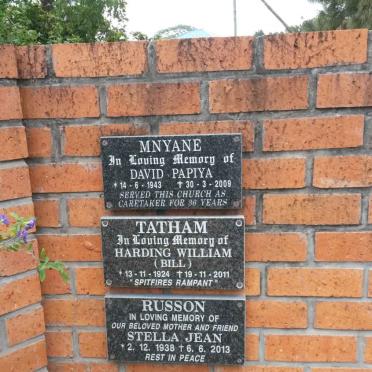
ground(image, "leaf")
xmin=38 ymin=267 xmax=46 ymax=282
xmin=60 ymin=271 xmax=69 ymax=282
xmin=39 ymin=247 xmax=47 ymax=260
xmin=2 ymin=210 xmax=69 ymax=285
xmin=0 ymin=0 xmax=129 ymax=45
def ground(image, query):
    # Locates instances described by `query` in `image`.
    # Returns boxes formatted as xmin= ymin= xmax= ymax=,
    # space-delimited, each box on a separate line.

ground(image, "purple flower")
xmin=25 ymin=219 xmax=36 ymax=230
xmin=17 ymin=229 xmax=28 ymax=243
xmin=0 ymin=214 xmax=9 ymax=226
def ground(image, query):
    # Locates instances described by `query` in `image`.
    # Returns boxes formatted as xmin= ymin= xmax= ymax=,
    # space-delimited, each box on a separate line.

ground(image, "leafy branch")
xmin=0 ymin=213 xmax=68 ymax=282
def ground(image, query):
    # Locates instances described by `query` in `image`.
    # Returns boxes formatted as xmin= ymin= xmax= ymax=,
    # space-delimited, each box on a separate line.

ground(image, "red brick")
xmin=89 ymin=363 xmax=119 ymax=372
xmin=30 ymin=163 xmax=102 ymax=193
xmin=267 ymin=268 xmax=362 ymax=297
xmin=68 ymin=197 xmax=106 ymax=227
xmin=159 ymin=120 xmax=254 ymax=151
xmin=48 ymin=362 xmax=119 ymax=372
xmin=315 ymin=302 xmax=372 ymax=330
xmin=246 ymin=334 xmax=259 ymax=361
xmin=243 ymin=196 xmax=256 ymax=225
xmin=0 ymin=340 xmax=47 ymax=372
xmin=34 ymin=199 xmax=60 ymax=227
xmin=215 ymin=365 xmax=301 ymax=372
xmin=369 ymin=271 xmax=372 ymax=297
xmin=6 ymin=306 xmax=45 ymax=346
xmin=0 ymin=86 xmax=22 ymax=120
xmin=265 ymin=335 xmax=356 ymax=362
xmin=214 ymin=365 xmax=304 ymax=372
xmin=41 ymin=268 xmax=71 ymax=295
xmin=156 ymin=37 xmax=252 ymax=73
xmin=53 ymin=41 xmax=148 ymax=77
xmin=317 ymin=72 xmax=372 ymax=108
xmin=264 ymin=29 xmax=368 ymax=69
xmin=0 ymin=203 xmax=38 ymax=277
xmin=90 ymin=364 xmax=120 ymax=372
xmin=246 ymin=233 xmax=307 ymax=262
xmin=312 ymin=369 xmax=371 ymax=372
xmin=107 ymin=82 xmax=200 ymax=117
xmin=43 ymin=299 xmax=105 ymax=326
xmin=263 ymin=193 xmax=361 ymax=225
xmin=0 ymin=274 xmax=41 ymax=315
xmin=0 ymin=126 xmax=28 ymax=161
xmin=0 ymin=202 xmax=34 ymax=225
xmin=316 ymin=232 xmax=372 ymax=261
xmin=209 ymin=76 xmax=308 ymax=113
xmin=215 ymin=368 xmax=303 ymax=372
xmin=263 ymin=115 xmax=364 ymax=151
xmin=247 ymin=300 xmax=307 ymax=328
xmin=38 ymin=234 xmax=101 ymax=261
xmin=78 ymin=331 xmax=107 ymax=358
xmin=48 ymin=362 xmax=86 ymax=372
xmin=243 ymin=158 xmax=306 ymax=189
xmin=0 ymin=165 xmax=31 ymax=201
xmin=164 ymin=197 xmax=254 ymax=222
xmin=46 ymin=331 xmax=73 ymax=357
xmin=63 ymin=123 xmax=150 ymax=156
xmin=0 ymin=45 xmax=18 ymax=78
xmin=76 ymin=267 xmax=105 ymax=295
xmin=245 ymin=268 xmax=260 ymax=296
xmin=170 ymin=285 xmax=243 ymax=297
xmin=369 ymin=195 xmax=372 ymax=223
xmin=0 ymin=239 xmax=38 ymax=277
xmin=26 ymin=127 xmax=52 ymax=158
xmin=365 ymin=337 xmax=372 ymax=363
xmin=16 ymin=45 xmax=46 ymax=79
xmin=127 ymin=365 xmax=209 ymax=372
xmin=20 ymin=86 xmax=99 ymax=119
xmin=314 ymin=155 xmax=372 ymax=188
xmin=67 ymin=197 xmax=154 ymax=227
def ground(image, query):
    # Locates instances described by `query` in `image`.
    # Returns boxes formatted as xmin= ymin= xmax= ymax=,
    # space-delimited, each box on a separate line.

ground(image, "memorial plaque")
xmin=102 ymin=216 xmax=244 ymax=290
xmin=105 ymin=295 xmax=245 ymax=365
xmin=100 ymin=134 xmax=242 ymax=209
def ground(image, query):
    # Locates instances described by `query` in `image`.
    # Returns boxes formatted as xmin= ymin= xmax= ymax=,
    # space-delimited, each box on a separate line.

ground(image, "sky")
xmin=126 ymin=0 xmax=322 ymax=38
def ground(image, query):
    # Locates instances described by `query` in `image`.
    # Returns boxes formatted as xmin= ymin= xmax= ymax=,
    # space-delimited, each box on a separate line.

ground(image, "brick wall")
xmin=0 ymin=28 xmax=372 ymax=371
xmin=0 ymin=45 xmax=47 ymax=371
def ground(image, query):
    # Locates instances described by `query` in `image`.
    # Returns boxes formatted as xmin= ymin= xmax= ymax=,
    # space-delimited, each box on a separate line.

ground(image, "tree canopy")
xmin=0 ymin=0 xmax=128 ymax=45
xmin=298 ymin=0 xmax=372 ymax=31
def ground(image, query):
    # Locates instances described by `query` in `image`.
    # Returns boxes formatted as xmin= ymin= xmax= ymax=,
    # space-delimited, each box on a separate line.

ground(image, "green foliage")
xmin=0 ymin=212 xmax=69 ymax=282
xmin=0 ymin=0 xmax=128 ymax=45
xmin=298 ymin=0 xmax=372 ymax=31
xmin=254 ymin=30 xmax=265 ymax=37
xmin=38 ymin=248 xmax=69 ymax=282
xmin=130 ymin=31 xmax=149 ymax=40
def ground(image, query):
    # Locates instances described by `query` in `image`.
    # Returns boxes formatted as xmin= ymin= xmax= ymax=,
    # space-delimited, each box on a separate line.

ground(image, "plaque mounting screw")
xmin=233 ymin=200 xmax=241 ymax=208
xmin=237 ymin=302 xmax=243 ymax=308
xmin=102 ymin=140 xmax=108 ymax=146
xmin=102 ymin=220 xmax=108 ymax=227
xmin=233 ymin=136 xmax=240 ymax=142
xmin=106 ymin=279 xmax=112 ymax=286
xmin=235 ymin=219 xmax=243 ymax=227
xmin=237 ymin=358 xmax=243 ymax=364
xmin=236 ymin=281 xmax=243 ymax=289
xmin=106 ymin=202 xmax=113 ymax=209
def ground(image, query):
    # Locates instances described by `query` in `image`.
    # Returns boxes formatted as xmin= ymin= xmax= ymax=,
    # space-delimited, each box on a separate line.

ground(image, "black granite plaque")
xmin=101 ymin=216 xmax=244 ymax=290
xmin=105 ymin=295 xmax=245 ymax=365
xmin=100 ymin=134 xmax=242 ymax=209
